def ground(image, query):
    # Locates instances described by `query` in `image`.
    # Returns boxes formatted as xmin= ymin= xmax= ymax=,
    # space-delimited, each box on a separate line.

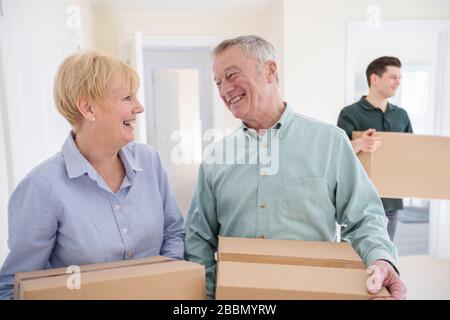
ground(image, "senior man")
xmin=185 ymin=35 xmax=406 ymax=300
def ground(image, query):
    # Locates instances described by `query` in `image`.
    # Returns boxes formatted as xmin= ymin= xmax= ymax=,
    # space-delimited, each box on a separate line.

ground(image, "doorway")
xmin=143 ymin=48 xmax=214 ymax=217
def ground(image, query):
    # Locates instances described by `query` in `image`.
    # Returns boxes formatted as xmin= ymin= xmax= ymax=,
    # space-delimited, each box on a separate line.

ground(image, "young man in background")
xmin=337 ymin=56 xmax=413 ymax=241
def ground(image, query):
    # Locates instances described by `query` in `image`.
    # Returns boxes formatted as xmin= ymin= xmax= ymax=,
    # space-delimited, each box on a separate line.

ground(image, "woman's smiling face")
xmin=92 ymin=78 xmax=144 ymax=148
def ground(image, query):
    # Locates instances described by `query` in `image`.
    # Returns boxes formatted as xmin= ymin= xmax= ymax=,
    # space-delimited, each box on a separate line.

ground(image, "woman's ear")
xmin=76 ymin=97 xmax=96 ymax=122
xmin=265 ymin=60 xmax=278 ymax=84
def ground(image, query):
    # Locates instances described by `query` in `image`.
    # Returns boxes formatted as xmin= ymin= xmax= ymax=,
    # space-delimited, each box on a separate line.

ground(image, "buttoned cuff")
xmin=365 ymin=250 xmax=399 ymax=275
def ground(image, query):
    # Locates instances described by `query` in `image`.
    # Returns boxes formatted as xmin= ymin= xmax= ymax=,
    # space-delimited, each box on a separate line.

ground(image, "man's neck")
xmin=366 ymin=91 xmax=389 ymax=113
xmin=244 ymin=98 xmax=286 ymax=132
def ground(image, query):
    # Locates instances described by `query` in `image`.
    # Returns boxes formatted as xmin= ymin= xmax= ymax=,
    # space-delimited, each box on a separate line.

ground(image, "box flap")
xmin=218 ymin=237 xmax=366 ymax=269
xmin=16 ymin=256 xmax=172 ymax=281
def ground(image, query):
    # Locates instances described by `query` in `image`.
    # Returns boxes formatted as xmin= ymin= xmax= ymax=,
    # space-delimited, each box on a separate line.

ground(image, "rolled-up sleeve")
xmin=0 ymin=175 xmax=58 ymax=300
xmin=333 ymin=130 xmax=398 ymax=269
xmin=185 ymin=163 xmax=219 ymax=299
xmin=404 ymin=111 xmax=414 ymax=133
xmin=154 ymin=151 xmax=185 ymax=260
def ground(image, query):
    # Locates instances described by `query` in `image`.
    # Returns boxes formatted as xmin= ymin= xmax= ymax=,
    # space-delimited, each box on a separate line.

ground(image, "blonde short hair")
xmin=53 ymin=51 xmax=139 ymax=128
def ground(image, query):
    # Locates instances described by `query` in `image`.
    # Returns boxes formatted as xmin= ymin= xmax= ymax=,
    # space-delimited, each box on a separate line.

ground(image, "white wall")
xmin=0 ymin=85 xmax=10 ymax=264
xmin=351 ymin=31 xmax=439 ymax=76
xmin=91 ymin=6 xmax=268 ymax=57
xmin=283 ymin=0 xmax=450 ymax=124
xmin=73 ymin=0 xmax=95 ymax=49
xmin=260 ymin=0 xmax=285 ymax=96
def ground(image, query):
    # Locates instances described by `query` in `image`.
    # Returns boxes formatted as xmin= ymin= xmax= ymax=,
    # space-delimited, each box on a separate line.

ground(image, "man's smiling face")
xmin=213 ymin=46 xmax=270 ymax=122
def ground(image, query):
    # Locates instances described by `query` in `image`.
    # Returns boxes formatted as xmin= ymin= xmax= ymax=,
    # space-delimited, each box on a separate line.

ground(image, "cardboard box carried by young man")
xmin=352 ymin=131 xmax=450 ymax=200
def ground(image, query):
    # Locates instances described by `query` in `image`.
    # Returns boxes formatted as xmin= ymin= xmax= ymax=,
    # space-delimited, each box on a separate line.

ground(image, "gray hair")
xmin=212 ymin=35 xmax=278 ymax=70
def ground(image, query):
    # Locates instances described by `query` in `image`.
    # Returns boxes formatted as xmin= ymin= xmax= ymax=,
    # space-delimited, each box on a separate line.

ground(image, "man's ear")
xmin=265 ymin=60 xmax=278 ymax=84
xmin=370 ymin=74 xmax=378 ymax=88
xmin=76 ymin=97 xmax=96 ymax=121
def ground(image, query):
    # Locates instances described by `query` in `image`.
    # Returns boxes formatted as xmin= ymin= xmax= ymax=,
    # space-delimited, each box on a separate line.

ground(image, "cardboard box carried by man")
xmin=216 ymin=237 xmax=390 ymax=300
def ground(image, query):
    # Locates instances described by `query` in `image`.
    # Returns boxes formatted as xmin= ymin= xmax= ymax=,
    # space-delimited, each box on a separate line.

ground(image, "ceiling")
xmin=91 ymin=0 xmax=277 ymax=14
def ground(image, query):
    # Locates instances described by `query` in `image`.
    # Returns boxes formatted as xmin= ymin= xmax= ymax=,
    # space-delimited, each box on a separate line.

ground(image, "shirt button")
xmin=121 ymin=228 xmax=128 ymax=235
xmin=260 ymin=203 xmax=266 ymax=208
xmin=260 ymin=171 xmax=267 ymax=176
xmin=114 ymin=204 xmax=120 ymax=210
xmin=127 ymin=251 xmax=133 ymax=257
xmin=277 ymin=132 xmax=283 ymax=139
xmin=261 ymin=143 xmax=267 ymax=148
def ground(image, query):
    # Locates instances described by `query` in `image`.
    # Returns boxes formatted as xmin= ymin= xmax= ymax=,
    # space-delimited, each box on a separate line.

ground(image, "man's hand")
xmin=352 ymin=128 xmax=382 ymax=154
xmin=366 ymin=260 xmax=407 ymax=300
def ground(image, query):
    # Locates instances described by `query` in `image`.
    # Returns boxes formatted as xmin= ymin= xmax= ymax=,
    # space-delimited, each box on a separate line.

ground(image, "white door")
xmin=143 ymin=49 xmax=213 ymax=172
xmin=152 ymin=69 xmax=181 ymax=176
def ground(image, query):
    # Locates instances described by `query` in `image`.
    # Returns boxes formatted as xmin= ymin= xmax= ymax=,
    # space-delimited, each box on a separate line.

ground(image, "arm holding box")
xmin=333 ymin=130 xmax=406 ymax=299
xmin=337 ymin=110 xmax=381 ymax=154
xmin=0 ymin=175 xmax=58 ymax=300
xmin=185 ymin=163 xmax=219 ymax=299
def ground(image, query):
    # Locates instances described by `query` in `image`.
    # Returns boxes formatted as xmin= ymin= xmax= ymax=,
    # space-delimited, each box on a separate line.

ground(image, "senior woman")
xmin=0 ymin=51 xmax=185 ymax=299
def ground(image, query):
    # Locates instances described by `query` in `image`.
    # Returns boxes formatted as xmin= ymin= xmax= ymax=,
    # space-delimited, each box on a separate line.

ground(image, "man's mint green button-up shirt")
xmin=185 ymin=104 xmax=398 ymax=299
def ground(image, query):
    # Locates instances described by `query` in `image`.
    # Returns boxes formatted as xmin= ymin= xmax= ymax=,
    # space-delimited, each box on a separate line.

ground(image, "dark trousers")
xmin=386 ymin=210 xmax=399 ymax=241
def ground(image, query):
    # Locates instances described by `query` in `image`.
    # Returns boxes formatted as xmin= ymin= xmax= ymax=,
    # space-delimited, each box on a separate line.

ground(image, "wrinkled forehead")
xmin=212 ymin=46 xmax=255 ymax=78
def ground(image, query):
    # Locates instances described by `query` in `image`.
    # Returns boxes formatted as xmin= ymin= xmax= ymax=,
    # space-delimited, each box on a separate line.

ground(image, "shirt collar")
xmin=359 ymin=96 xmax=395 ymax=113
xmin=62 ymin=132 xmax=143 ymax=181
xmin=119 ymin=146 xmax=143 ymax=179
xmin=62 ymin=132 xmax=92 ymax=179
xmin=241 ymin=102 xmax=295 ymax=134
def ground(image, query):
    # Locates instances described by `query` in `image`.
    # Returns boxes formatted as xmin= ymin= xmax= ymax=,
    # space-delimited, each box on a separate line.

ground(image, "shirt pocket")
xmin=281 ymin=176 xmax=329 ymax=222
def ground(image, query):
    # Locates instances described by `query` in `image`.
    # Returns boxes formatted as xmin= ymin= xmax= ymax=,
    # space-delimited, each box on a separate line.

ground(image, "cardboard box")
xmin=15 ymin=256 xmax=206 ymax=300
xmin=352 ymin=131 xmax=450 ymax=200
xmin=216 ymin=237 xmax=390 ymax=300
